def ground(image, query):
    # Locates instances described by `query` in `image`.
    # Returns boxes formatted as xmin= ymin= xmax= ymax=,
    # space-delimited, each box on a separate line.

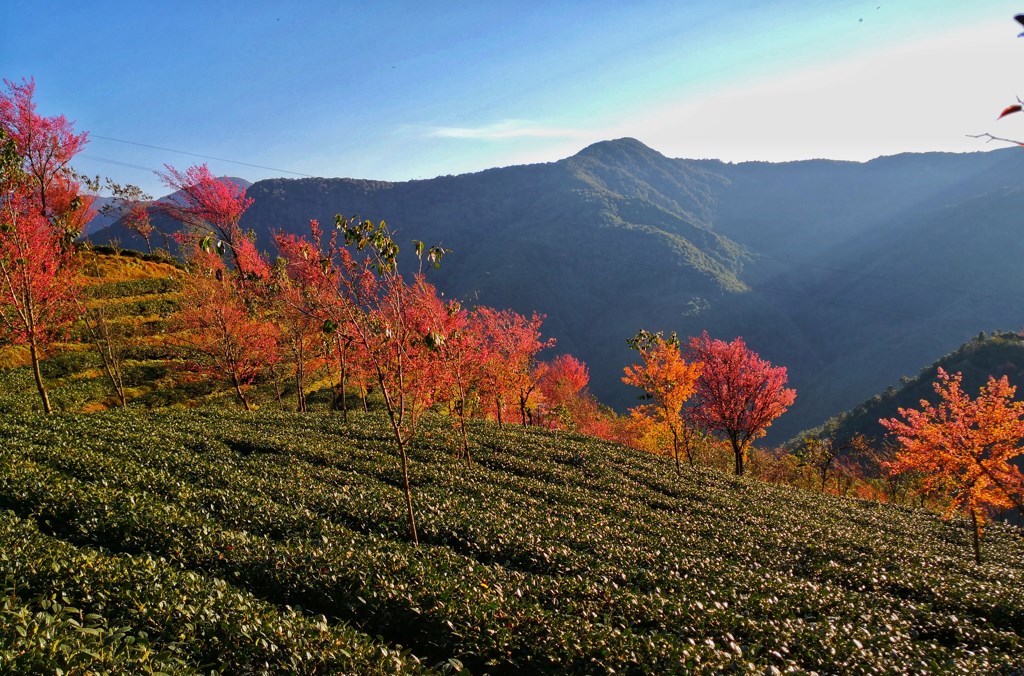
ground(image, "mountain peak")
xmin=565 ymin=137 xmax=721 ymax=226
xmin=225 ymin=176 xmax=253 ymax=190
xmin=573 ymin=138 xmax=664 ymax=161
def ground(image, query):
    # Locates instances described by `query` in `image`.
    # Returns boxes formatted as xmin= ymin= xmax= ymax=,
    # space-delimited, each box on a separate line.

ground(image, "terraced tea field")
xmin=1 ymin=408 xmax=1022 ymax=673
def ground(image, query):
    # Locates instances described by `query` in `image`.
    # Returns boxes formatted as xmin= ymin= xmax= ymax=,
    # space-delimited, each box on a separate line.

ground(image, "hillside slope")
xmin=232 ymin=139 xmax=751 ymax=406
xmin=92 ymin=141 xmax=1024 ymax=441
xmin=791 ymin=331 xmax=1024 ymax=448
xmin=1 ymin=408 xmax=1022 ymax=673
xmin=0 ymin=249 xmax=198 ymax=414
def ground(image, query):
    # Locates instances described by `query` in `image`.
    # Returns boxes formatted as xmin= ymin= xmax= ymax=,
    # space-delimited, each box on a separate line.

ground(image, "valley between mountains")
xmin=97 ymin=138 xmax=1024 ymax=442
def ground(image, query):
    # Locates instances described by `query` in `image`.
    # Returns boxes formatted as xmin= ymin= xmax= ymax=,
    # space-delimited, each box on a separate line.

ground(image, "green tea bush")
xmin=0 ymin=409 xmax=1021 ymax=673
xmin=0 ymin=511 xmax=426 ymax=674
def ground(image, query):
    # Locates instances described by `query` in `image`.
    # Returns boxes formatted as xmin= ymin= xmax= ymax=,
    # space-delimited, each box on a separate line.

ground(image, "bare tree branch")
xmin=967 ymin=132 xmax=1024 ymax=146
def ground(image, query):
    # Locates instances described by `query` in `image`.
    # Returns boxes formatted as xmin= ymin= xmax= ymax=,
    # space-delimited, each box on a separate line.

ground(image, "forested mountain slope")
xmin=94 ymin=141 xmax=1024 ymax=440
xmin=791 ymin=331 xmax=1024 ymax=448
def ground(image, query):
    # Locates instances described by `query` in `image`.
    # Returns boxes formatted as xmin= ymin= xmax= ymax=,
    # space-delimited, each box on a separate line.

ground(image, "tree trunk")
xmin=273 ymin=373 xmax=283 ymax=405
xmin=295 ymin=372 xmax=306 ymax=411
xmin=458 ymin=398 xmax=472 ymax=465
xmin=682 ymin=427 xmax=695 ymax=467
xmin=231 ymin=372 xmax=252 ymax=412
xmin=295 ymin=342 xmax=306 ymax=412
xmin=383 ymin=400 xmax=419 ymax=546
xmin=671 ymin=428 xmax=681 ymax=474
xmin=337 ymin=335 xmax=348 ymax=422
xmin=970 ymin=508 xmax=982 ymax=565
xmin=733 ymin=439 xmax=745 ymax=476
xmin=267 ymin=361 xmax=283 ymax=405
xmin=399 ymin=439 xmax=419 ymax=545
xmin=29 ymin=340 xmax=52 ymax=414
xmin=83 ymin=309 xmax=126 ymax=407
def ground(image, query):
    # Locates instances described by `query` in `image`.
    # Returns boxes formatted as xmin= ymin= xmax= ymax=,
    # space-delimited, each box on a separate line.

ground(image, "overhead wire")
xmin=88 ymin=134 xmax=317 ymax=177
xmin=80 ymin=155 xmax=158 ymax=173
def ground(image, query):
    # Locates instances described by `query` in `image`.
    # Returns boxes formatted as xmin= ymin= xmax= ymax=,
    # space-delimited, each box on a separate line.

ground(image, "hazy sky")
xmin=2 ymin=1 xmax=1019 ymax=195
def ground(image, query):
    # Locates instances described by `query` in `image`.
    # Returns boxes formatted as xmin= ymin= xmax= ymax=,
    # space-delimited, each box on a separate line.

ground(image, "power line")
xmin=89 ymin=134 xmax=317 ymax=177
xmin=80 ymin=155 xmax=157 ymax=173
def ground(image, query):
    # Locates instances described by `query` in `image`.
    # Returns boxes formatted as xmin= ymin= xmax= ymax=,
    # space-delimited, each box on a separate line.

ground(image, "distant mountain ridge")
xmin=82 ymin=177 xmax=252 ymax=236
xmin=94 ymin=140 xmax=1024 ymax=441
xmin=790 ymin=331 xmax=1024 ymax=449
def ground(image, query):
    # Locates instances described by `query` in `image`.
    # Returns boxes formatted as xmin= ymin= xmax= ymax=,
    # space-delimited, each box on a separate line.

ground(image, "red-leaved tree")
xmin=687 ymin=332 xmax=796 ymax=476
xmin=0 ymin=78 xmax=93 ymax=413
xmin=419 ymin=297 xmax=484 ymax=462
xmin=275 ymin=221 xmax=354 ymax=413
xmin=271 ymin=264 xmax=326 ymax=412
xmin=475 ymin=308 xmax=553 ymax=426
xmin=282 ymin=216 xmax=447 ymax=544
xmin=539 ymin=354 xmax=589 ymax=407
xmin=102 ymin=180 xmax=155 ymax=253
xmin=160 ymin=164 xmax=278 ymax=409
xmin=536 ymin=353 xmax=591 ymax=429
xmin=158 ymin=164 xmax=259 ymax=276
xmin=174 ymin=247 xmax=280 ymax=410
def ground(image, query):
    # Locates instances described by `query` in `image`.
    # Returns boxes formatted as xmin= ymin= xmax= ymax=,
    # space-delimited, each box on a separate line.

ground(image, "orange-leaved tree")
xmin=622 ymin=329 xmax=702 ymax=473
xmin=687 ymin=332 xmax=796 ymax=476
xmin=880 ymin=368 xmax=1024 ymax=564
xmin=0 ymin=78 xmax=93 ymax=413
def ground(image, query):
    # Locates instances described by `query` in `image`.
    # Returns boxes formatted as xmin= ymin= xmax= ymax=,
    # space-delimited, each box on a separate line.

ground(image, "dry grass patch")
xmin=0 ymin=346 xmax=30 ymax=369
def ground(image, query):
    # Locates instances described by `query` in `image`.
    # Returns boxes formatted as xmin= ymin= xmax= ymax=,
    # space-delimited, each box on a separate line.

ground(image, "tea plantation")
xmin=1 ymin=408 xmax=1022 ymax=674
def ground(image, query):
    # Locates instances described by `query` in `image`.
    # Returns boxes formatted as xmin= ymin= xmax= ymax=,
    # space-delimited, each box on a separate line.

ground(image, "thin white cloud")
xmin=428 ymin=119 xmax=594 ymax=140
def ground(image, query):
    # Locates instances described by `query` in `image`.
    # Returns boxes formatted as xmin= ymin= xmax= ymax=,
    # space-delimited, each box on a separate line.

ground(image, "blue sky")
xmin=2 ymin=0 xmax=1018 ymax=196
